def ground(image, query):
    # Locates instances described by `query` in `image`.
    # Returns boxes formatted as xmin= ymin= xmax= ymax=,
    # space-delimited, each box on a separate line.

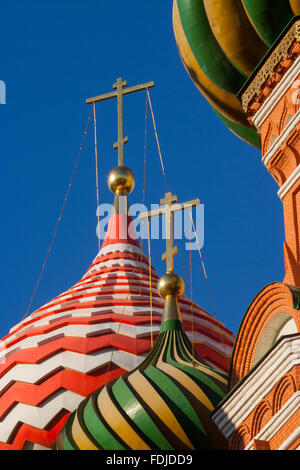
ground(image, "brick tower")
xmin=244 ymin=22 xmax=300 ymax=287
xmin=211 ymin=18 xmax=300 ymax=451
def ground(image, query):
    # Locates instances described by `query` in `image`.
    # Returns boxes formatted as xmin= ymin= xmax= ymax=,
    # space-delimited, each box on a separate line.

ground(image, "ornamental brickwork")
xmin=212 ymin=20 xmax=300 ymax=450
xmin=228 ymin=366 xmax=299 ymax=450
xmin=245 ymin=37 xmax=300 ymax=286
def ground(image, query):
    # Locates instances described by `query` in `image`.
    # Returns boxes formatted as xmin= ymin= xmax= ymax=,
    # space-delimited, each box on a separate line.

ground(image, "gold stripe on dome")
xmin=241 ymin=20 xmax=300 ymax=112
xmin=157 ymin=360 xmax=214 ymax=411
xmin=172 ymin=333 xmax=228 ymax=387
xmin=97 ymin=386 xmax=151 ymax=450
xmin=204 ymin=0 xmax=267 ymax=76
xmin=127 ymin=369 xmax=194 ymax=448
xmin=71 ymin=411 xmax=99 ymax=450
xmin=290 ymin=0 xmax=300 ymax=15
xmin=172 ymin=0 xmax=249 ymax=128
xmin=154 ymin=332 xmax=214 ymax=409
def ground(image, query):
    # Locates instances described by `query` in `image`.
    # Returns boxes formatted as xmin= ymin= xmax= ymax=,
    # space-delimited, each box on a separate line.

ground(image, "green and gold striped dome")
xmin=54 ymin=274 xmax=228 ymax=450
xmin=173 ymin=0 xmax=300 ymax=148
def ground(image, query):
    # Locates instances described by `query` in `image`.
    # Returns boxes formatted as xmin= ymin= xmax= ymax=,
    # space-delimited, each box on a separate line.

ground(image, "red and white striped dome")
xmin=0 ymin=202 xmax=234 ymax=450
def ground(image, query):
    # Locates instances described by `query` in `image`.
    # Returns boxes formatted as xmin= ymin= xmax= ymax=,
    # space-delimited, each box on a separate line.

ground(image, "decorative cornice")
xmin=262 ymin=108 xmax=300 ymax=167
xmin=211 ymin=334 xmax=300 ymax=439
xmin=278 ymin=164 xmax=300 ymax=199
xmin=252 ymin=56 xmax=300 ymax=130
xmin=278 ymin=425 xmax=300 ymax=450
xmin=245 ymin=392 xmax=300 ymax=450
xmin=241 ymin=20 xmax=300 ymax=113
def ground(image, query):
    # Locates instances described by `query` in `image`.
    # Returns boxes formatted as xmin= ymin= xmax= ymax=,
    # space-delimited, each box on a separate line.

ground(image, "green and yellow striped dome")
xmin=54 ymin=282 xmax=228 ymax=450
xmin=173 ymin=0 xmax=300 ymax=148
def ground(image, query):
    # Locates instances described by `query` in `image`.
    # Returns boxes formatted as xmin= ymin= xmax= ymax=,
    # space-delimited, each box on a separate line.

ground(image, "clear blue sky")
xmin=0 ymin=0 xmax=284 ymax=337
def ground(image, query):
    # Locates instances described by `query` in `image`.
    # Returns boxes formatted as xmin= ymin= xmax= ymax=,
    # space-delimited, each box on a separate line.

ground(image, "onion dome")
xmin=0 ymin=165 xmax=234 ymax=450
xmin=173 ymin=0 xmax=300 ymax=148
xmin=54 ymin=271 xmax=229 ymax=450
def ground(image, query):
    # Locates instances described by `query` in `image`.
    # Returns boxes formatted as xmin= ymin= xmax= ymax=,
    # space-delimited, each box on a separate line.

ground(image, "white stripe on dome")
xmin=85 ymin=257 xmax=149 ymax=273
xmin=97 ymin=243 xmax=144 ymax=258
xmin=0 ymin=390 xmax=84 ymax=441
xmin=3 ymin=303 xmax=231 ymax=341
xmin=0 ymin=320 xmax=231 ymax=363
xmin=44 ymin=285 xmax=159 ymax=305
xmin=0 ymin=323 xmax=161 ymax=356
xmin=0 ymin=349 xmax=147 ymax=390
xmin=5 ymin=299 xmax=232 ymax=349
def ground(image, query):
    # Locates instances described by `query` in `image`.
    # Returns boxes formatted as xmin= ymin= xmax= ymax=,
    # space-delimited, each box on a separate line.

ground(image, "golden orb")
xmin=157 ymin=272 xmax=185 ymax=298
xmin=107 ymin=166 xmax=135 ymax=194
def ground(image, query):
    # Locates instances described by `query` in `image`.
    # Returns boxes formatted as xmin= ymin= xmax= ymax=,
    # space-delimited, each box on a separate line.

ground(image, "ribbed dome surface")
xmin=55 ymin=315 xmax=228 ymax=450
xmin=173 ymin=0 xmax=300 ymax=148
xmin=0 ymin=212 xmax=234 ymax=450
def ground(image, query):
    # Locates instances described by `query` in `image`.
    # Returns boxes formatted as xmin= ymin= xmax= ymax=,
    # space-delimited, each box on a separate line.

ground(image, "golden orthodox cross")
xmin=138 ymin=192 xmax=200 ymax=273
xmin=86 ymin=77 xmax=155 ymax=166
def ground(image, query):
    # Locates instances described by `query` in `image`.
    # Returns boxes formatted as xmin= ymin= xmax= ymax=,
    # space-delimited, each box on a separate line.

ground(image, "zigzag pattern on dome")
xmin=54 ymin=260 xmax=229 ymax=451
xmin=55 ymin=328 xmax=228 ymax=450
xmin=0 ymin=209 xmax=234 ymax=450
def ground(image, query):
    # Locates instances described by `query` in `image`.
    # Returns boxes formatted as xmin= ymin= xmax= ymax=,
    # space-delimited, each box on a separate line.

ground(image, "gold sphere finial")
xmin=157 ymin=272 xmax=185 ymax=299
xmin=107 ymin=166 xmax=135 ymax=194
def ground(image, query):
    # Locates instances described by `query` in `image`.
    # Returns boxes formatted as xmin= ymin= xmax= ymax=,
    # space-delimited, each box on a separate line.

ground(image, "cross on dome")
xmin=86 ymin=77 xmax=155 ymax=166
xmin=139 ymin=192 xmax=200 ymax=273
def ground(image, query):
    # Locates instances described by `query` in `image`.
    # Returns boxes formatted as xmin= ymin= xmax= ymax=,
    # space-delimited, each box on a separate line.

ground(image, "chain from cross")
xmin=86 ymin=78 xmax=155 ymax=166
xmin=138 ymin=192 xmax=200 ymax=273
